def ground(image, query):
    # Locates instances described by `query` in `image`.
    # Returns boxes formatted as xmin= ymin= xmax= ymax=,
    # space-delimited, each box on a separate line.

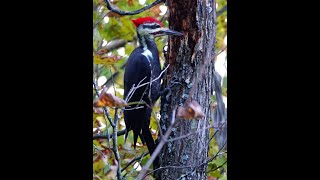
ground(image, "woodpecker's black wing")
xmin=123 ymin=48 xmax=154 ymax=149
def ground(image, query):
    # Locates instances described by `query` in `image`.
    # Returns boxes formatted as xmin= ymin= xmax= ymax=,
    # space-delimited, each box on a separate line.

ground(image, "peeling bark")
xmin=156 ymin=0 xmax=216 ymax=179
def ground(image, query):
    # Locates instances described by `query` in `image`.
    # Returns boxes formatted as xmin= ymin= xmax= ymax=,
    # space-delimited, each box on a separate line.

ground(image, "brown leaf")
xmin=177 ymin=100 xmax=205 ymax=120
xmin=93 ymin=90 xmax=128 ymax=108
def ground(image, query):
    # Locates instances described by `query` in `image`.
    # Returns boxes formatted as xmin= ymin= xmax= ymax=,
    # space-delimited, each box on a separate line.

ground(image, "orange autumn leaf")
xmin=93 ymin=90 xmax=128 ymax=108
xmin=177 ymin=100 xmax=205 ymax=120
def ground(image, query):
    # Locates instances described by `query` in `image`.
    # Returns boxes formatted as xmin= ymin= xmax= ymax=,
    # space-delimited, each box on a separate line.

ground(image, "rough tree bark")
xmin=156 ymin=0 xmax=216 ymax=179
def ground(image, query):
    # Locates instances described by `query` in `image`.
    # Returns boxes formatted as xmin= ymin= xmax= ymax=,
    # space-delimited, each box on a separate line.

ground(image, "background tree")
xmin=92 ymin=0 xmax=227 ymax=179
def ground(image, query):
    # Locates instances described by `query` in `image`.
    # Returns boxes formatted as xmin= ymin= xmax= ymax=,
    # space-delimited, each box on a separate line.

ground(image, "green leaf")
xmin=125 ymin=43 xmax=135 ymax=56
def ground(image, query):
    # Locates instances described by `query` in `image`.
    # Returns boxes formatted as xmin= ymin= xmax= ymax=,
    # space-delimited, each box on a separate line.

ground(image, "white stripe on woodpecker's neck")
xmin=142 ymin=48 xmax=153 ymax=62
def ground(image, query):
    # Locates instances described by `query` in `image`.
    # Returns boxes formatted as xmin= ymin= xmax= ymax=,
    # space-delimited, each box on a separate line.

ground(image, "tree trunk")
xmin=156 ymin=0 xmax=216 ymax=179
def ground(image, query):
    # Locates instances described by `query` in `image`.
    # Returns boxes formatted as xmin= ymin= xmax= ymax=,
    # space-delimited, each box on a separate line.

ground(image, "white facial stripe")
xmin=141 ymin=22 xmax=160 ymax=28
xmin=137 ymin=23 xmax=163 ymax=35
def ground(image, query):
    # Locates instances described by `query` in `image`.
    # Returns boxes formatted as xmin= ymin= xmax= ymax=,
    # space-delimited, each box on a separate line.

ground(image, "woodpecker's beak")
xmin=153 ymin=28 xmax=184 ymax=37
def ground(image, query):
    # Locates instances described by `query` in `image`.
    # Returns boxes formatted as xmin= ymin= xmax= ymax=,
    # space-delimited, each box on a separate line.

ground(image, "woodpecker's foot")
xmin=160 ymin=81 xmax=183 ymax=96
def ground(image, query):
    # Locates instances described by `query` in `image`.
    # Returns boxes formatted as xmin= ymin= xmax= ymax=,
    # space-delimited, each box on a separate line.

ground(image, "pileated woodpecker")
xmin=123 ymin=17 xmax=183 ymax=162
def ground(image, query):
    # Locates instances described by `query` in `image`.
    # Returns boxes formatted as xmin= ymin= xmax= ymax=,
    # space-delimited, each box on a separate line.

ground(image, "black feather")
xmin=123 ymin=37 xmax=161 ymax=162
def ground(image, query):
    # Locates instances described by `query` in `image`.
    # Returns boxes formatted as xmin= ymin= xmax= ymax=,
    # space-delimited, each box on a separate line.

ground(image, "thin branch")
xmin=209 ymin=121 xmax=226 ymax=142
xmin=111 ymin=107 xmax=122 ymax=180
xmin=124 ymin=152 xmax=148 ymax=178
xmin=217 ymin=5 xmax=227 ymax=17
xmin=104 ymin=0 xmax=165 ymax=15
xmin=207 ymin=141 xmax=227 ymax=163
xmin=123 ymin=65 xmax=170 ymax=114
xmin=135 ymin=64 xmax=170 ymax=90
xmin=199 ymin=141 xmax=227 ymax=171
xmin=110 ymin=67 xmax=117 ymax=95
xmin=93 ymin=11 xmax=110 ymax=29
xmin=123 ymin=106 xmax=145 ymax=111
xmin=93 ymin=129 xmax=126 ymax=140
xmin=206 ymin=160 xmax=227 ymax=173
xmin=122 ymin=152 xmax=148 ymax=172
xmin=214 ymin=151 xmax=227 ymax=158
xmin=125 ymin=76 xmax=147 ymax=103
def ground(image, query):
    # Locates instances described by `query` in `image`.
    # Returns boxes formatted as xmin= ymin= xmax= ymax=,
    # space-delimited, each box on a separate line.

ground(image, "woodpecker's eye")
xmin=155 ymin=24 xmax=161 ymax=28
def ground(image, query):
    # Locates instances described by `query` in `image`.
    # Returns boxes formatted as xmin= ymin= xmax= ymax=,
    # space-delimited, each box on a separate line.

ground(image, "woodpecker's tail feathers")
xmin=141 ymin=127 xmax=159 ymax=169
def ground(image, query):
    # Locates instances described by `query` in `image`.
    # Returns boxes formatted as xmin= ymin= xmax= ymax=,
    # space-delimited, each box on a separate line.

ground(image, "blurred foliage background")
xmin=93 ymin=0 xmax=227 ymax=179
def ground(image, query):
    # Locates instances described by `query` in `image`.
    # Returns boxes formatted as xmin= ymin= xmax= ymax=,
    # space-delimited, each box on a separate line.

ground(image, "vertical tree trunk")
xmin=156 ymin=0 xmax=216 ymax=179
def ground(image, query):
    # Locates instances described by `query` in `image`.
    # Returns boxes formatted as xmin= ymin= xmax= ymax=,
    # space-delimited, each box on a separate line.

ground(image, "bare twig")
xmin=217 ymin=4 xmax=227 ymax=17
xmin=207 ymin=160 xmax=227 ymax=173
xmin=111 ymin=107 xmax=122 ymax=180
xmin=209 ymin=121 xmax=226 ymax=143
xmin=135 ymin=64 xmax=170 ymax=90
xmin=123 ymin=65 xmax=170 ymax=113
xmin=93 ymin=129 xmax=126 ymax=140
xmin=93 ymin=11 xmax=110 ymax=29
xmin=123 ymin=106 xmax=145 ymax=111
xmin=215 ymin=151 xmax=227 ymax=157
xmin=124 ymin=152 xmax=148 ymax=178
xmin=122 ymin=152 xmax=148 ymax=173
xmin=206 ymin=141 xmax=227 ymax=163
xmin=125 ymin=77 xmax=147 ymax=103
xmin=104 ymin=0 xmax=165 ymax=15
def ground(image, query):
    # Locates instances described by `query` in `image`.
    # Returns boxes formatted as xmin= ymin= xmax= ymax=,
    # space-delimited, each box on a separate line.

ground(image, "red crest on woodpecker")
xmin=131 ymin=17 xmax=164 ymax=27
